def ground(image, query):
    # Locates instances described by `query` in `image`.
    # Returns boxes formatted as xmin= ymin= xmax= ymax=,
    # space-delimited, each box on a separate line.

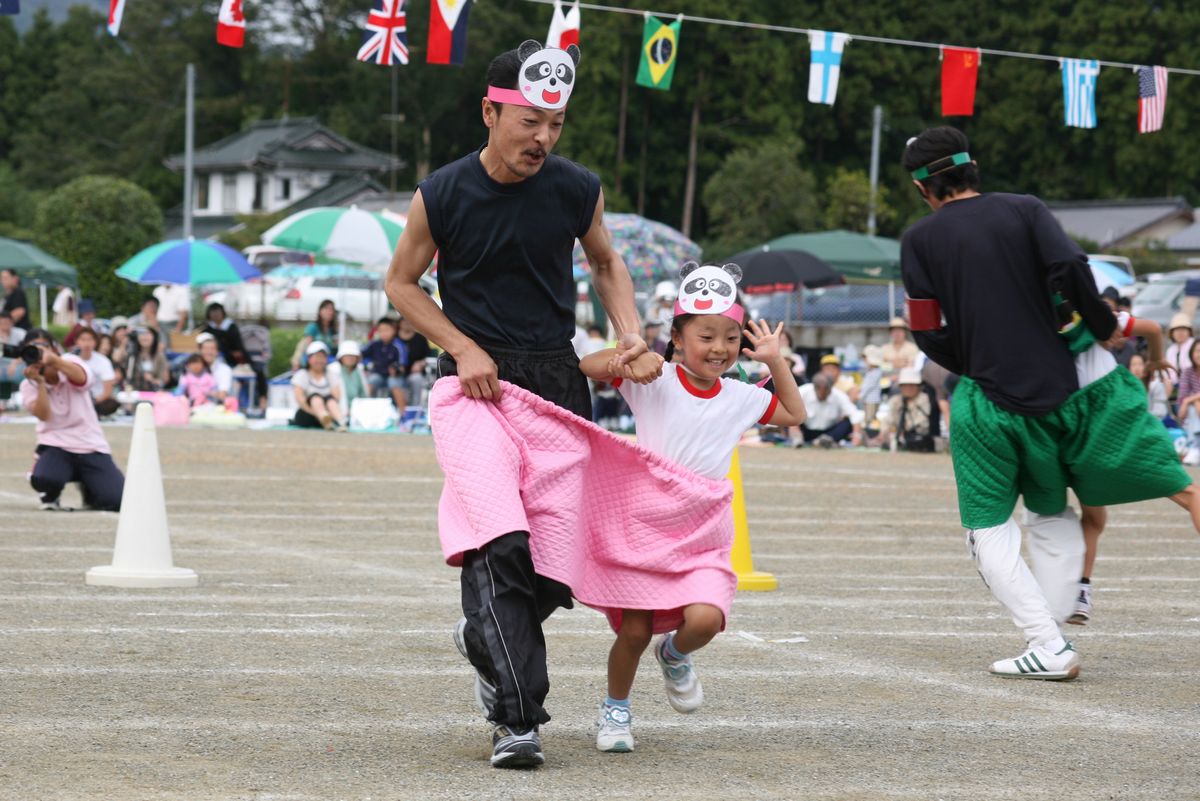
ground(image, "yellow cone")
xmin=727 ymin=448 xmax=777 ymax=591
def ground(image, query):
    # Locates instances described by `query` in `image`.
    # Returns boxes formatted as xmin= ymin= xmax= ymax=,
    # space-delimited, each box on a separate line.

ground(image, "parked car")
xmin=272 ymin=273 xmax=440 ymax=322
xmin=746 ymin=284 xmax=898 ymax=326
xmin=206 ymin=247 xmax=315 ymax=318
xmin=1131 ymin=269 xmax=1200 ymax=329
xmin=1087 ymin=254 xmax=1135 ymax=279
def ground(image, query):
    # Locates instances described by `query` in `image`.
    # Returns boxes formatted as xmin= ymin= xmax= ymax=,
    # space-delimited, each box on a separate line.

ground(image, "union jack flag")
xmin=1138 ymin=65 xmax=1168 ymax=134
xmin=358 ymin=0 xmax=409 ymax=66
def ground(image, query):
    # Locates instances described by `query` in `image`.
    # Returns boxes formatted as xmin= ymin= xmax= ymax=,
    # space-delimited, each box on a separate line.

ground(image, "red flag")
xmin=427 ymin=0 xmax=472 ymax=65
xmin=941 ymin=46 xmax=980 ymax=116
xmin=217 ymin=0 xmax=245 ymax=48
xmin=107 ymin=0 xmax=126 ymax=36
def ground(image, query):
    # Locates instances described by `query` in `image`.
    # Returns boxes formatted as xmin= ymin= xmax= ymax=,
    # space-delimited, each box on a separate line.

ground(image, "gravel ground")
xmin=1 ymin=422 xmax=1198 ymax=801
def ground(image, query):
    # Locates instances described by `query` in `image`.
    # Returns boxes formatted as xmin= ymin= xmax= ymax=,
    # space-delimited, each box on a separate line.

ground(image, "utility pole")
xmin=183 ymin=63 xmax=195 ymax=241
xmin=867 ymin=104 xmax=882 ymax=237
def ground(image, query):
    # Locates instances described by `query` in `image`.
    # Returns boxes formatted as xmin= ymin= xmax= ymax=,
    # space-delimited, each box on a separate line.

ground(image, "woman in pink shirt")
xmin=19 ymin=328 xmax=124 ymax=511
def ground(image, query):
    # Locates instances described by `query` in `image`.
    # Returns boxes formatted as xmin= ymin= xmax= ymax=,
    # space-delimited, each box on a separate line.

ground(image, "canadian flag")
xmin=546 ymin=0 xmax=579 ymax=50
xmin=107 ymin=0 xmax=126 ymax=36
xmin=217 ymin=0 xmax=246 ymax=48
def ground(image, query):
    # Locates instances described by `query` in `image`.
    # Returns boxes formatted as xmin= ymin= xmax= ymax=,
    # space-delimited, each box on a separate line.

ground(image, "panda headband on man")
xmin=673 ymin=261 xmax=746 ymax=325
xmin=487 ymin=40 xmax=581 ymax=112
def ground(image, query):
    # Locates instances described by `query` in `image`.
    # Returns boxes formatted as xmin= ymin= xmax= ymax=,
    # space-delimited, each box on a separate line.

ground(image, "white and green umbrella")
xmin=261 ymin=206 xmax=403 ymax=267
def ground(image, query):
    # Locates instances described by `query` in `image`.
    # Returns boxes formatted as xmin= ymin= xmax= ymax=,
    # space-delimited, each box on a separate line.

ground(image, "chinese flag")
xmin=941 ymin=47 xmax=980 ymax=116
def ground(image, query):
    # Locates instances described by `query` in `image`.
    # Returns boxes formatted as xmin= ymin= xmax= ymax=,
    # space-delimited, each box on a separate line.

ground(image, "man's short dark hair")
xmin=485 ymin=48 xmax=523 ymax=116
xmin=902 ymin=126 xmax=981 ymax=201
xmin=1 ymin=268 xmax=18 ymax=281
xmin=142 ymin=296 xmax=159 ymax=310
xmin=74 ymin=326 xmax=98 ymax=343
xmin=377 ymin=316 xmax=397 ymax=328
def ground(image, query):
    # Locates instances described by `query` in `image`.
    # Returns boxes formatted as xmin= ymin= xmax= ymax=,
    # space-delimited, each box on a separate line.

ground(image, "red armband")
xmin=906 ymin=297 xmax=943 ymax=331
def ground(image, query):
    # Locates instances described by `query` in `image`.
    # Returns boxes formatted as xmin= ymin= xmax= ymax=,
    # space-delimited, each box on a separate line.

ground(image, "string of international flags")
xmin=1 ymin=0 xmax=1189 ymax=134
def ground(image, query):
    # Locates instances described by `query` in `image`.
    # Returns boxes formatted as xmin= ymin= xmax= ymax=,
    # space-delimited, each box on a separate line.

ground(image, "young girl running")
xmin=579 ymin=261 xmax=808 ymax=753
xmin=1052 ymin=297 xmax=1200 ymax=626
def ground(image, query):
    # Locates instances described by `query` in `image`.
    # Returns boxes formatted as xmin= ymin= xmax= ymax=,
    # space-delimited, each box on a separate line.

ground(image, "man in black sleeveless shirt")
xmin=386 ymin=41 xmax=658 ymax=769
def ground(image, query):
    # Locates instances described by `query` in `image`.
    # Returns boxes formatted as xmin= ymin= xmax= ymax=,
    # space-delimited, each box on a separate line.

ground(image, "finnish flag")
xmin=1062 ymin=58 xmax=1100 ymax=129
xmin=808 ymin=31 xmax=850 ymax=105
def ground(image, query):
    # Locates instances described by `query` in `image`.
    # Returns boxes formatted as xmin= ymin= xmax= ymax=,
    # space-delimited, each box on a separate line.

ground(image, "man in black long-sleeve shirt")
xmin=900 ymin=127 xmax=1119 ymax=683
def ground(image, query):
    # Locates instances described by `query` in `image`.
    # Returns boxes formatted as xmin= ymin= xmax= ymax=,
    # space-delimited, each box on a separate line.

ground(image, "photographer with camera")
xmin=16 ymin=328 xmax=124 ymax=511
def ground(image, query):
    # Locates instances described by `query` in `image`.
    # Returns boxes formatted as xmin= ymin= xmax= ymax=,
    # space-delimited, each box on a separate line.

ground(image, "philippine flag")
xmin=217 ymin=0 xmax=245 ymax=48
xmin=427 ymin=0 xmax=472 ymax=65
xmin=547 ymin=0 xmax=579 ymax=50
xmin=107 ymin=0 xmax=126 ymax=36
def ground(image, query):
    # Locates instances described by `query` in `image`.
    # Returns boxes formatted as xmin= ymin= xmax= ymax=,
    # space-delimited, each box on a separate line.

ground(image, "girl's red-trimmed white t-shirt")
xmin=614 ymin=363 xmax=777 ymax=480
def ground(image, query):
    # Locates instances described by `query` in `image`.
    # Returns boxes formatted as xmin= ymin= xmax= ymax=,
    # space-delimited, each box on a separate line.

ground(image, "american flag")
xmin=1138 ymin=65 xmax=1168 ymax=134
xmin=358 ymin=0 xmax=409 ymax=66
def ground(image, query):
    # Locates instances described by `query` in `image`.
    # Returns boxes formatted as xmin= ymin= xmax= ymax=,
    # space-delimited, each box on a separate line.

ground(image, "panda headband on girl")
xmin=487 ymin=40 xmax=581 ymax=112
xmin=673 ymin=261 xmax=746 ymax=325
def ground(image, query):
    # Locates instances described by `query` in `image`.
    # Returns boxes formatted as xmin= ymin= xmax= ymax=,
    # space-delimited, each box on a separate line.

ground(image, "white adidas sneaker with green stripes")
xmin=989 ymin=642 xmax=1080 ymax=681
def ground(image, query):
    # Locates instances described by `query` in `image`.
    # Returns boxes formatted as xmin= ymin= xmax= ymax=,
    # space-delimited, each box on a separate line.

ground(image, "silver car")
xmin=1131 ymin=269 xmax=1200 ymax=329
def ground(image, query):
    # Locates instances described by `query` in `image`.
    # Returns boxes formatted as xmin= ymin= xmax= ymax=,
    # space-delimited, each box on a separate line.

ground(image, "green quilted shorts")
xmin=950 ymin=368 xmax=1191 ymax=529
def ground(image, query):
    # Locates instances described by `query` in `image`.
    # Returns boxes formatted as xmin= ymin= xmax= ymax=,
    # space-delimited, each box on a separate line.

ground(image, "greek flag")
xmin=1062 ymin=58 xmax=1099 ymax=129
xmin=808 ymin=31 xmax=849 ymax=105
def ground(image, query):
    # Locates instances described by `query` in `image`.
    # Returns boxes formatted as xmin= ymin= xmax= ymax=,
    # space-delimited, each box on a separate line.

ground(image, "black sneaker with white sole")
xmin=490 ymin=725 xmax=544 ymax=769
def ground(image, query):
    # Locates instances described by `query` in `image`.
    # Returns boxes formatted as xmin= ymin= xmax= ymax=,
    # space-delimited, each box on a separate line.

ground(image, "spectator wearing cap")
xmin=880 ymin=317 xmax=920 ymax=372
xmin=644 ymin=319 xmax=668 ymax=357
xmin=361 ymin=317 xmax=409 ymax=409
xmin=1165 ymin=313 xmax=1194 ymax=394
xmin=63 ymin=299 xmax=100 ymax=350
xmin=646 ymin=281 xmax=677 ymax=328
xmin=18 ymin=328 xmax=124 ymax=511
xmin=880 ymin=367 xmax=935 ymax=452
xmin=291 ymin=341 xmax=345 ymax=430
xmin=796 ymin=372 xmax=864 ymax=448
xmin=329 ymin=340 xmax=370 ymax=407
xmin=196 ymin=332 xmax=232 ymax=402
xmin=818 ymin=353 xmax=860 ymax=402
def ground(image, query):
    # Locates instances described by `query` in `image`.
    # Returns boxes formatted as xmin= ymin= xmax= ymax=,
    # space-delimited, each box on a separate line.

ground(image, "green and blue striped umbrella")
xmin=116 ymin=239 xmax=260 ymax=286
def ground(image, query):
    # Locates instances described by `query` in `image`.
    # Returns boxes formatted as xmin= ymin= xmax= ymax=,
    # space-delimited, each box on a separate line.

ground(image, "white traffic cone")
xmin=86 ymin=402 xmax=198 ymax=588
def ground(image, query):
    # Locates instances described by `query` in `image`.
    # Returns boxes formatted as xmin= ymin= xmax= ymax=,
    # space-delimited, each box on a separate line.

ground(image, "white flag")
xmin=808 ymin=31 xmax=849 ymax=105
xmin=546 ymin=0 xmax=579 ymax=50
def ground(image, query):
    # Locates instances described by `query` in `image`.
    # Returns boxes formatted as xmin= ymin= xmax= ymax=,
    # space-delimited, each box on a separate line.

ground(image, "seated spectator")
xmin=127 ymin=297 xmax=163 ymax=340
xmin=880 ymin=317 xmax=919 ymax=372
xmin=0 ymin=310 xmax=24 ymax=399
xmin=0 ymin=309 xmax=21 ymax=347
xmin=18 ymin=328 xmax=124 ymax=511
xmin=919 ymin=355 xmax=955 ymax=436
xmin=1129 ymin=352 xmax=1170 ymax=421
xmin=1177 ymin=340 xmax=1200 ymax=465
xmin=117 ymin=327 xmax=170 ymax=392
xmin=196 ymin=333 xmax=232 ymax=402
xmin=291 ymin=342 xmax=345 ymax=430
xmin=818 ymin=354 xmax=860 ymax=403
xmin=329 ymin=341 xmax=370 ymax=407
xmin=796 ymin=373 xmax=864 ymax=448
xmin=779 ymin=329 xmax=806 ymax=382
xmin=859 ymin=348 xmax=884 ymax=426
xmin=201 ymin=303 xmax=248 ymax=364
xmin=397 ymin=316 xmax=432 ymax=407
xmin=97 ymin=333 xmax=114 ymax=360
xmin=644 ymin=319 xmax=668 ymax=357
xmin=292 ymin=299 xmax=339 ymax=370
xmin=361 ymin=317 xmax=408 ymax=409
xmin=880 ymin=368 xmax=935 ymax=452
xmin=176 ymin=354 xmax=218 ymax=407
xmin=73 ymin=326 xmax=118 ymax=417
xmin=63 ymin=298 xmax=101 ymax=350
xmin=1165 ymin=313 xmax=1193 ymax=392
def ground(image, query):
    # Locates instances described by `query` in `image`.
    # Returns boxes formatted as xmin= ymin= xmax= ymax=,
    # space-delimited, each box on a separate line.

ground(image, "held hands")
xmin=741 ymin=319 xmax=786 ymax=364
xmin=615 ymin=351 xmax=665 ymax=384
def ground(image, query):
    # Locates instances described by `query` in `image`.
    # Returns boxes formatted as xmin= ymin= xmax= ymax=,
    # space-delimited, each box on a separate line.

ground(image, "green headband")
xmin=911 ymin=152 xmax=971 ymax=180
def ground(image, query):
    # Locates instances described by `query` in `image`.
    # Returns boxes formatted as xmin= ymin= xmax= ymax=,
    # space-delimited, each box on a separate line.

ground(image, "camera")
xmin=1 ymin=343 xmax=42 ymax=365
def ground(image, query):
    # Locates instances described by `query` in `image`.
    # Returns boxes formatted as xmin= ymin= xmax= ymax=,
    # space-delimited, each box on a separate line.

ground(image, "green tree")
xmin=822 ymin=168 xmax=896 ymax=233
xmin=33 ymin=176 xmax=163 ymax=316
xmin=701 ymin=138 xmax=819 ymax=258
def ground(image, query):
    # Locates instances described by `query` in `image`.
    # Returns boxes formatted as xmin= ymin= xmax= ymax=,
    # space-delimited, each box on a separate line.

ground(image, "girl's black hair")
xmin=316 ymin=299 xmax=337 ymax=334
xmin=136 ymin=326 xmax=160 ymax=356
xmin=21 ymin=327 xmax=58 ymax=353
xmin=902 ymin=126 xmax=981 ymax=201
xmin=662 ymin=313 xmax=694 ymax=363
xmin=1188 ymin=338 xmax=1200 ymax=371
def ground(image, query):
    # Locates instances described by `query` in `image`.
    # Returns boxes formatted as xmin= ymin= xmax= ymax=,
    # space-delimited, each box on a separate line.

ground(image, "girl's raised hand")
xmin=741 ymin=319 xmax=785 ymax=363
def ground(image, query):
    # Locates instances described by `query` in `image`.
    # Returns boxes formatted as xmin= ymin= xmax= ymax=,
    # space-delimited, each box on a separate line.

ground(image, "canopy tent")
xmin=764 ymin=229 xmax=901 ymax=283
xmin=0 ymin=237 xmax=78 ymax=287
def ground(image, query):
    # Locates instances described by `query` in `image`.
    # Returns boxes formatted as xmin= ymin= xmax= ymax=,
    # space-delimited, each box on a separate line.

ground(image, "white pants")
xmin=966 ymin=509 xmax=1084 ymax=647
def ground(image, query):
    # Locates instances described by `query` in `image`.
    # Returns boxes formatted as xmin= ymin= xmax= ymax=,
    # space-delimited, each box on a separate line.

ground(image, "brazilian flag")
xmin=636 ymin=15 xmax=681 ymax=91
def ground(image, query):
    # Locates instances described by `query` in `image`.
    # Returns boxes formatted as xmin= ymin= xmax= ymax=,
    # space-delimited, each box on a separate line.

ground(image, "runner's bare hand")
xmin=622 ymin=351 xmax=665 ymax=384
xmin=456 ymin=343 xmax=501 ymax=401
xmin=613 ymin=333 xmax=649 ymax=366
